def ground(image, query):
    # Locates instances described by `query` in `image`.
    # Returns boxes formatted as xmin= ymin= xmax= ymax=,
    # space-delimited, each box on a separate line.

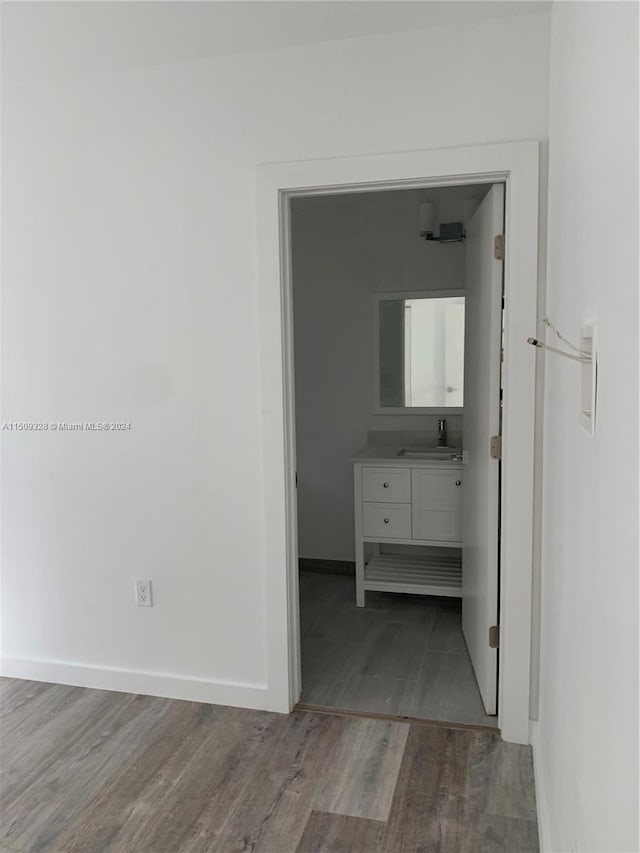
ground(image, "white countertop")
xmin=350 ymin=446 xmax=463 ymax=466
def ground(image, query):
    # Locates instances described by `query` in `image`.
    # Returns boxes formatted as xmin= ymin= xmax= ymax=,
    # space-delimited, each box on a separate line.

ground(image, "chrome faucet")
xmin=437 ymin=418 xmax=448 ymax=447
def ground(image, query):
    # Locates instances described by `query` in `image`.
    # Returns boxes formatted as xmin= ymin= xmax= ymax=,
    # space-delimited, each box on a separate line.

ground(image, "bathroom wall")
xmin=292 ymin=186 xmax=484 ymax=561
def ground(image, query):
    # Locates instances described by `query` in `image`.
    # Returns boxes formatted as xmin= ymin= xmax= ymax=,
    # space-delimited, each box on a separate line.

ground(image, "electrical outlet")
xmin=135 ymin=579 xmax=152 ymax=607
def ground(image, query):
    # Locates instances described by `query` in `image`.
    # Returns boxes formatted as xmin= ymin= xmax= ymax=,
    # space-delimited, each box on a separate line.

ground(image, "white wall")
xmin=292 ymin=187 xmax=473 ymax=562
xmin=533 ymin=3 xmax=639 ymax=851
xmin=1 ymin=10 xmax=550 ymax=706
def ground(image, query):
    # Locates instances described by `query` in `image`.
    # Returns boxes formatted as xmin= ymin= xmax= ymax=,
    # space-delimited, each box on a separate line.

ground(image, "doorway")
xmin=291 ymin=183 xmax=503 ymax=727
xmin=257 ymin=141 xmax=539 ymax=745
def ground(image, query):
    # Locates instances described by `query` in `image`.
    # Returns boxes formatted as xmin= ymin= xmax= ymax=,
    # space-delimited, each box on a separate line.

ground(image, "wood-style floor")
xmin=0 ymin=678 xmax=538 ymax=852
xmin=300 ymin=571 xmax=497 ymax=727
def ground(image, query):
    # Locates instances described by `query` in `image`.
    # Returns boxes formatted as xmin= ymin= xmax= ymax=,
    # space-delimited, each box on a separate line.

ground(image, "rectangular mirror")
xmin=374 ymin=290 xmax=465 ymax=413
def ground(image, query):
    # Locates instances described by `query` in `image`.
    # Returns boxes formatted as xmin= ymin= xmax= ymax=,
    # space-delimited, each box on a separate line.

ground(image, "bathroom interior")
xmin=290 ymin=182 xmax=501 ymax=728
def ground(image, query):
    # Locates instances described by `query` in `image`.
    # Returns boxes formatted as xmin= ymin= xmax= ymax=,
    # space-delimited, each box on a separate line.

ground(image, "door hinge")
xmin=494 ymin=234 xmax=505 ymax=260
xmin=489 ymin=625 xmax=500 ymax=649
xmin=490 ymin=434 xmax=502 ymax=460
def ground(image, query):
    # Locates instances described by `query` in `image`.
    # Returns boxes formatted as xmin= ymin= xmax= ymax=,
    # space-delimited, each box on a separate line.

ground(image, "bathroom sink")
xmin=396 ymin=447 xmax=462 ymax=460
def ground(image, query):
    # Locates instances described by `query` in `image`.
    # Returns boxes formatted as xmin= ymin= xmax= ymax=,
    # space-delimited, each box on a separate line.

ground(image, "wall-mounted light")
xmin=418 ymin=200 xmax=467 ymax=243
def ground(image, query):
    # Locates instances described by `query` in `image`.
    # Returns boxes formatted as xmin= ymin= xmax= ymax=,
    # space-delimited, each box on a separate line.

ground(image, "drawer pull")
xmin=384 ymin=518 xmax=390 ymax=524
xmin=383 ymin=482 xmax=389 ymax=488
xmin=455 ymin=480 xmax=461 ymax=486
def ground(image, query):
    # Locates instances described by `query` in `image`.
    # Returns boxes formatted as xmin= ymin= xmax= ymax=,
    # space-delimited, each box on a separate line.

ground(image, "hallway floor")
xmin=299 ymin=570 xmax=497 ymax=728
xmin=1 ymin=678 xmax=538 ymax=852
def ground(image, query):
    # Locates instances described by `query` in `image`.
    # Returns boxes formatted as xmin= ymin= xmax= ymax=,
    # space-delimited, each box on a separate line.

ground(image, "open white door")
xmin=462 ymin=184 xmax=504 ymax=716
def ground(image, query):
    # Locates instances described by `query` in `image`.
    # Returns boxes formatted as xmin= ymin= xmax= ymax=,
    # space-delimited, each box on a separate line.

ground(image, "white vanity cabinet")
xmin=352 ymin=454 xmax=463 ymax=607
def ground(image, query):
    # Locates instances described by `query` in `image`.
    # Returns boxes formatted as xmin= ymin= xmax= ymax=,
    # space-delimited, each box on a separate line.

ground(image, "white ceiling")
xmin=2 ymin=0 xmax=551 ymax=83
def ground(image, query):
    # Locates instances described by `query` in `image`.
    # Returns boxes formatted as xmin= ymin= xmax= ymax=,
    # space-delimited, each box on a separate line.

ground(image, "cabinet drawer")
xmin=362 ymin=467 xmax=410 ymax=503
xmin=363 ymin=502 xmax=411 ymax=539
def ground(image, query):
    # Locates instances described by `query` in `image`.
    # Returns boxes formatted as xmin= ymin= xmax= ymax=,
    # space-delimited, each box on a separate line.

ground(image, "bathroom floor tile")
xmin=300 ymin=637 xmax=360 ymax=706
xmin=427 ymin=605 xmax=469 ymax=654
xmin=357 ymin=621 xmax=430 ymax=680
xmin=299 ymin=571 xmax=497 ymax=728
xmin=335 ymin=674 xmax=414 ymax=717
xmin=363 ymin=591 xmax=439 ymax=627
xmin=308 ymin=602 xmax=379 ymax=645
xmin=408 ymin=652 xmax=495 ymax=726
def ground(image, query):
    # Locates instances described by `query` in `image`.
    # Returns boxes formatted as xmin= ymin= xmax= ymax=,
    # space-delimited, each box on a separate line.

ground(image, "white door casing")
xmin=462 ymin=184 xmax=504 ymax=715
xmin=257 ymin=141 xmax=539 ymax=744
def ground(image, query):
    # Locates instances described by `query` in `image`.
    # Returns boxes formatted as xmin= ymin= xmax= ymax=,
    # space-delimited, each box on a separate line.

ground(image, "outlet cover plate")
xmin=135 ymin=579 xmax=153 ymax=607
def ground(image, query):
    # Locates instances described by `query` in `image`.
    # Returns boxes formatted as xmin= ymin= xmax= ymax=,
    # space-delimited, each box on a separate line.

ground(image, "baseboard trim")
xmin=529 ymin=721 xmax=552 ymax=851
xmin=299 ymin=558 xmax=355 ymax=576
xmin=0 ymin=656 xmax=272 ymax=711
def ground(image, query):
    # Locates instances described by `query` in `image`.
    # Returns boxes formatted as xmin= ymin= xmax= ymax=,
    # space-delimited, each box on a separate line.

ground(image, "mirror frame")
xmin=373 ymin=289 xmax=465 ymax=415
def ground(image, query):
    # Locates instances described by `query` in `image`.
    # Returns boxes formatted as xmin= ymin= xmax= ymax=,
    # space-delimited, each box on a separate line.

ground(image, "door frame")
xmin=257 ymin=141 xmax=539 ymax=745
